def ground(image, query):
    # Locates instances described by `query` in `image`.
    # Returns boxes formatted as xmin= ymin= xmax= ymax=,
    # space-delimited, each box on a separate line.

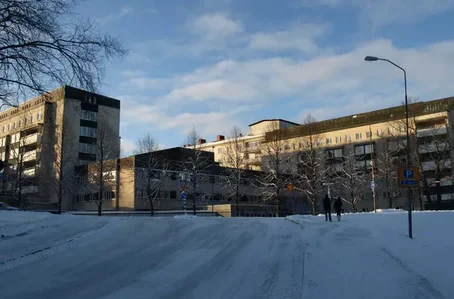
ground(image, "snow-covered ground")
xmin=0 ymin=210 xmax=453 ymax=299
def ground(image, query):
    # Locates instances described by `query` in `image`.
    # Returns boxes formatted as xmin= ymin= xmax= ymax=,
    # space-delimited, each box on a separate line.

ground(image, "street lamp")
xmin=365 ymin=55 xmax=413 ymax=239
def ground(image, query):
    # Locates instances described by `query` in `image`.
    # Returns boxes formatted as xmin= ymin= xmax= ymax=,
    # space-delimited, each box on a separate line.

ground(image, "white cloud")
xmin=122 ymin=101 xmax=243 ymax=138
xmin=121 ymin=138 xmax=136 ymax=156
xmin=248 ymin=23 xmax=329 ymax=53
xmin=98 ymin=7 xmax=132 ymax=24
xmin=190 ymin=13 xmax=243 ymax=40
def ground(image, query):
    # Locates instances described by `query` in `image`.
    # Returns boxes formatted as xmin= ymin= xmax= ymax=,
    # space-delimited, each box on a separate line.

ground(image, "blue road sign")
xmin=400 ymin=180 xmax=417 ymax=186
xmin=404 ymin=170 xmax=414 ymax=178
xmin=180 ymin=191 xmax=187 ymax=200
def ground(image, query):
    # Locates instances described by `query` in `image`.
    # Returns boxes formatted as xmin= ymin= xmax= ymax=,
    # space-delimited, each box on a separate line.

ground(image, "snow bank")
xmin=288 ymin=211 xmax=454 ymax=297
xmin=0 ymin=211 xmax=54 ymax=239
xmin=173 ymin=214 xmax=198 ymax=218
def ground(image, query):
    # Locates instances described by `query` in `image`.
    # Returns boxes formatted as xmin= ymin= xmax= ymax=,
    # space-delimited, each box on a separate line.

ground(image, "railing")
xmin=416 ymin=126 xmax=447 ymax=138
xmin=22 ymin=133 xmax=41 ymax=145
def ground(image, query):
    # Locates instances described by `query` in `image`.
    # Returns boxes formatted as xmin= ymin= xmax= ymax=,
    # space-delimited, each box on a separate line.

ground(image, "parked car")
xmin=0 ymin=202 xmax=19 ymax=211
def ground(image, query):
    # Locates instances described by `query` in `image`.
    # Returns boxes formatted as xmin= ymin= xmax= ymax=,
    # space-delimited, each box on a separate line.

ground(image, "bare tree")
xmin=222 ymin=126 xmax=247 ymax=216
xmin=375 ymin=138 xmax=401 ymax=209
xmin=0 ymin=0 xmax=127 ymax=106
xmin=257 ymin=123 xmax=292 ymax=216
xmin=88 ymin=122 xmax=118 ymax=216
xmin=336 ymin=144 xmax=368 ymax=212
xmin=182 ymin=126 xmax=211 ymax=215
xmin=294 ymin=114 xmax=326 ymax=215
xmin=134 ymin=133 xmax=169 ymax=216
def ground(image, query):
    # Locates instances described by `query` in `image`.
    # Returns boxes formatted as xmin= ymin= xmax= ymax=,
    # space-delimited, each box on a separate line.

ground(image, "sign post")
xmin=398 ymin=167 xmax=420 ymax=188
xmin=287 ymin=183 xmax=295 ymax=214
xmin=398 ymin=166 xmax=420 ymax=239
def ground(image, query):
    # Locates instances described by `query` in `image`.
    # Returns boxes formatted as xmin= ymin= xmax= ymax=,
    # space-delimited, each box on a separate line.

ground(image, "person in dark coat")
xmin=323 ymin=194 xmax=332 ymax=222
xmin=334 ymin=197 xmax=343 ymax=221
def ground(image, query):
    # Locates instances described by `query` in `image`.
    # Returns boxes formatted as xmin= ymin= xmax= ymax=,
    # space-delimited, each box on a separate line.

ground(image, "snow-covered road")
xmin=0 ymin=211 xmax=452 ymax=299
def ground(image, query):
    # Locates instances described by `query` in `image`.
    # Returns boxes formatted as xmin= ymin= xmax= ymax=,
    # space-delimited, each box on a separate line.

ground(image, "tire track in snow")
xmin=381 ymin=248 xmax=445 ymax=299
xmin=0 ymin=222 xmax=107 ymax=271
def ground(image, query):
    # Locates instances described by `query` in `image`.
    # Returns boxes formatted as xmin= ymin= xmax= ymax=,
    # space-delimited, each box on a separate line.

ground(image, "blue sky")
xmin=76 ymin=0 xmax=454 ymax=155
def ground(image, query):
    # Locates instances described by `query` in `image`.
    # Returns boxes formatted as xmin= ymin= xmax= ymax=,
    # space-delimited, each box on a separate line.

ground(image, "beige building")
xmin=0 ymin=85 xmax=120 ymax=209
xmin=74 ymin=147 xmax=268 ymax=214
xmin=196 ymin=97 xmax=454 ymax=211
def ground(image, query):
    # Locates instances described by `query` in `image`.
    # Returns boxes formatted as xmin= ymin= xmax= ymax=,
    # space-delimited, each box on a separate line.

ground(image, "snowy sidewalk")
xmin=288 ymin=211 xmax=454 ymax=299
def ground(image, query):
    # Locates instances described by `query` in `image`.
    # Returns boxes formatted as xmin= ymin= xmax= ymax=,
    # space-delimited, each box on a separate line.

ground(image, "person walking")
xmin=334 ymin=197 xmax=343 ymax=221
xmin=323 ymin=194 xmax=332 ymax=222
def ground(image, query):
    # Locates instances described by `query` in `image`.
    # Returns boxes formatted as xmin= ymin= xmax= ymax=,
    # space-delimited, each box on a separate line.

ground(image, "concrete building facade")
xmin=0 ymin=85 xmax=120 ymax=209
xmin=74 ymin=147 xmax=273 ymax=214
xmin=196 ymin=97 xmax=454 ymax=211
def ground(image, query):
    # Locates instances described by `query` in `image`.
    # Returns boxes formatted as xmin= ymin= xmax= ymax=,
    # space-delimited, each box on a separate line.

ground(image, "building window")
xmin=80 ymin=126 xmax=97 ymax=138
xmin=326 ymin=138 xmax=332 ymax=145
xmin=7 ymin=123 xmax=10 ymax=131
xmin=37 ymin=112 xmax=42 ymax=121
xmin=79 ymin=142 xmax=96 ymax=154
xmin=18 ymin=119 xmax=22 ymax=127
xmin=376 ymin=129 xmax=384 ymax=136
xmin=355 ymin=133 xmax=362 ymax=140
xmin=12 ymin=122 xmax=16 ymax=129
xmin=346 ymin=135 xmax=352 ymax=142
xmin=326 ymin=148 xmax=343 ymax=159
xmin=366 ymin=131 xmax=371 ymax=138
xmin=81 ymin=110 xmax=98 ymax=121
xmin=30 ymin=115 xmax=34 ymax=123
xmin=399 ymin=125 xmax=405 ymax=132
xmin=2 ymin=126 xmax=4 ymax=133
xmin=335 ymin=136 xmax=342 ymax=143
xmin=388 ymin=127 xmax=393 ymax=135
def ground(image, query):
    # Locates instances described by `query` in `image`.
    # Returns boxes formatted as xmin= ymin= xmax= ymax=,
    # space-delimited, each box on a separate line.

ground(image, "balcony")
xmin=22 ymin=133 xmax=41 ymax=146
xmin=22 ymin=185 xmax=38 ymax=194
xmin=23 ymin=168 xmax=36 ymax=177
xmin=22 ymin=150 xmax=39 ymax=162
xmin=419 ymin=142 xmax=448 ymax=154
xmin=421 ymin=159 xmax=451 ymax=171
xmin=416 ymin=126 xmax=447 ymax=138
xmin=243 ymin=145 xmax=261 ymax=153
xmin=246 ymin=156 xmax=262 ymax=165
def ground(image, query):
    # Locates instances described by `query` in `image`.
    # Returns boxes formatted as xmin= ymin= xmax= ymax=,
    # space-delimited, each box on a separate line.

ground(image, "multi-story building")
xmin=75 ymin=147 xmax=269 ymax=214
xmin=193 ymin=119 xmax=299 ymax=170
xmin=196 ymin=97 xmax=454 ymax=211
xmin=0 ymin=85 xmax=120 ymax=209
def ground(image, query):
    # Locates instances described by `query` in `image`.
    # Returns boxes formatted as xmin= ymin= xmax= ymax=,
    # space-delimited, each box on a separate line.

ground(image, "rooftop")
xmin=266 ymin=96 xmax=454 ymax=141
xmin=249 ymin=118 xmax=300 ymax=127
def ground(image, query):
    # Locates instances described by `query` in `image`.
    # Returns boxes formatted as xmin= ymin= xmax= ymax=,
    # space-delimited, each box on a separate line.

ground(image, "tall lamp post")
xmin=365 ymin=56 xmax=413 ymax=239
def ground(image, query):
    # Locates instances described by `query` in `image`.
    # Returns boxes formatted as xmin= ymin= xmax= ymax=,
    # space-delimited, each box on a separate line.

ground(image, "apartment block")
xmin=74 ymin=147 xmax=266 ymax=214
xmin=0 ymin=85 xmax=120 ymax=209
xmin=196 ymin=97 xmax=454 ymax=211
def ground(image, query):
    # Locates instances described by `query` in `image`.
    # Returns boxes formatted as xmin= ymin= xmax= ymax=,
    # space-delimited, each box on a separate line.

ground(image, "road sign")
xmin=287 ymin=183 xmax=294 ymax=192
xmin=180 ymin=191 xmax=187 ymax=200
xmin=398 ymin=167 xmax=420 ymax=188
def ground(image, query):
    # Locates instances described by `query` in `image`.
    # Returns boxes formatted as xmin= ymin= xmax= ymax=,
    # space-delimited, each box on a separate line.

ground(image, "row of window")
xmin=81 ymin=110 xmax=97 ymax=121
xmin=79 ymin=142 xmax=96 ymax=154
xmin=80 ymin=126 xmax=97 ymax=138
xmin=75 ymin=191 xmax=114 ymax=202
xmin=1 ymin=112 xmax=42 ymax=134
xmin=325 ymin=127 xmax=405 ymax=145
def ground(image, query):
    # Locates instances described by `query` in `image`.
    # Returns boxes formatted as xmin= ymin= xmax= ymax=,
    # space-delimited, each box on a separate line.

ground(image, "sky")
xmin=75 ymin=0 xmax=454 ymax=155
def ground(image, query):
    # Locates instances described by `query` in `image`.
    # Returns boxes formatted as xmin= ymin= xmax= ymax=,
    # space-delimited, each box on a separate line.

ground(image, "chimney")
xmin=216 ymin=135 xmax=225 ymax=141
xmin=197 ymin=138 xmax=206 ymax=145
